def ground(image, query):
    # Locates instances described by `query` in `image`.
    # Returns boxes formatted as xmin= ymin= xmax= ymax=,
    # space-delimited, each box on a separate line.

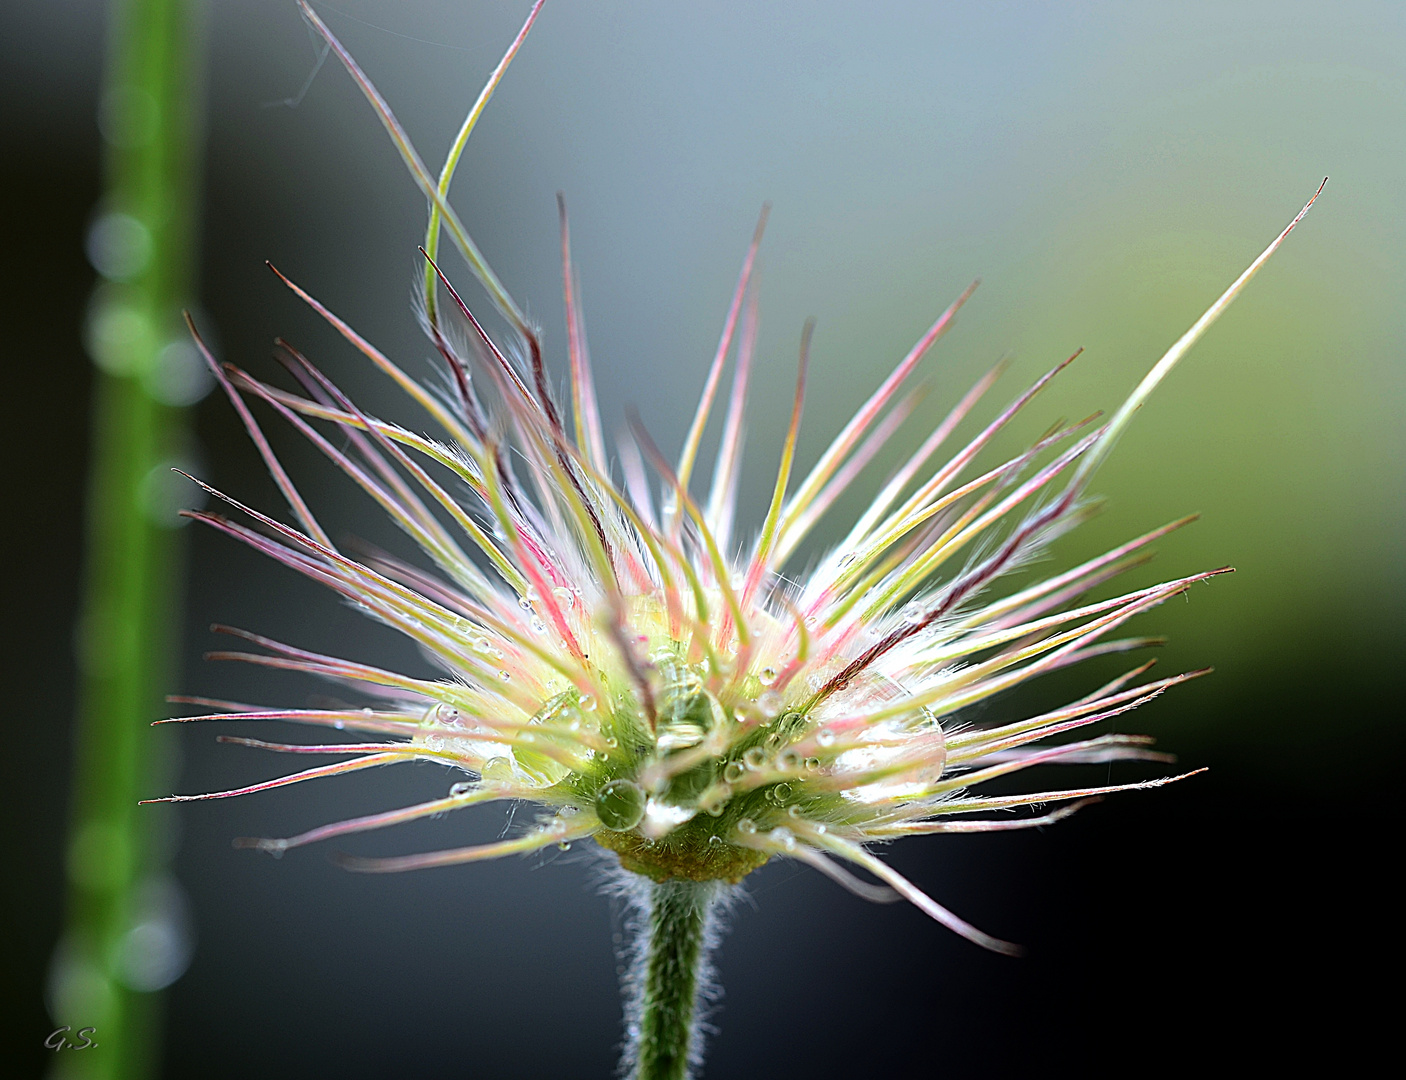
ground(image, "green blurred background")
xmin=4 ymin=1 xmax=1401 ymax=1076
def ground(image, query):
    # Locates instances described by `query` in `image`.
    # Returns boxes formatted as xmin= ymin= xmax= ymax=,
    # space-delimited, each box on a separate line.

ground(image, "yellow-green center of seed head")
xmin=509 ymin=610 xmax=855 ymax=883
xmin=483 ymin=588 xmax=941 ymax=885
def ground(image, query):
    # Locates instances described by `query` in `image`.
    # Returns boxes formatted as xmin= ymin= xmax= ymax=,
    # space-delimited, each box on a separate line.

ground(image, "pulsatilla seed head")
xmin=145 ymin=2 xmax=1324 ymax=955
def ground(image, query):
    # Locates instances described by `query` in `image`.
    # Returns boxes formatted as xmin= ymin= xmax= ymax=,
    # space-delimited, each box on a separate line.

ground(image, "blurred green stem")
xmin=51 ymin=0 xmax=203 ymax=1077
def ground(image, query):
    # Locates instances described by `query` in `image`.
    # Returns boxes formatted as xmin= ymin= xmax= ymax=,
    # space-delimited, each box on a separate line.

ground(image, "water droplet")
xmin=787 ymin=804 xmax=803 ymax=819
xmin=333 ymin=720 xmax=344 ymax=731
xmin=723 ymin=761 xmax=746 ymax=784
xmin=480 ymin=757 xmax=515 ymax=784
xmin=708 ymin=835 xmax=722 ymax=846
xmin=805 ymin=757 xmax=821 ymax=771
xmin=817 ymin=729 xmax=836 ymax=747
xmin=595 ymin=779 xmax=648 ymax=831
xmin=605 ymin=736 xmax=619 ymax=750
xmin=450 ymin=782 xmax=474 ymax=797
xmin=736 ymin=819 xmax=757 ymax=836
xmin=743 ymin=747 xmax=766 ymax=770
xmin=765 ymin=730 xmax=784 ymax=751
xmin=85 ymin=291 xmax=150 ymax=375
xmin=530 ymin=617 xmax=548 ymax=634
xmin=498 ymin=669 xmax=511 ymax=680
xmin=769 ymin=825 xmax=797 ymax=852
xmin=759 ymin=667 xmax=777 ymax=686
xmin=518 ymin=596 xmax=534 ymax=611
xmin=87 ymin=211 xmax=152 ymax=281
xmin=148 ymin=339 xmax=213 ymax=406
xmin=777 ymin=750 xmax=801 ymax=772
xmin=553 ymin=587 xmax=576 ymax=610
xmin=757 ymin=690 xmax=782 ymax=715
xmin=771 ymin=782 xmax=793 ymax=802
xmin=579 ymin=695 xmax=597 ymax=713
xmin=436 ymin=703 xmax=461 ymax=724
xmin=557 ymin=841 xmax=573 ymax=851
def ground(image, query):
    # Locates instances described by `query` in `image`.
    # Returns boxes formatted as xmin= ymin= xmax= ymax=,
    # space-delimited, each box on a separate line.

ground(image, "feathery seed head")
xmin=148 ymin=2 xmax=1323 ymax=956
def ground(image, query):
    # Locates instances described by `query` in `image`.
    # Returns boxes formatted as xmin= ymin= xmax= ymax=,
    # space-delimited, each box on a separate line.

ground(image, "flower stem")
xmin=628 ymin=879 xmax=723 ymax=1080
xmin=49 ymin=0 xmax=204 ymax=1074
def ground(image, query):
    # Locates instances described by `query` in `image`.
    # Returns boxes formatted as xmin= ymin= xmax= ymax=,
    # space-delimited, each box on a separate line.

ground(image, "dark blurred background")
xmin=4 ymin=1 xmax=1402 ymax=1077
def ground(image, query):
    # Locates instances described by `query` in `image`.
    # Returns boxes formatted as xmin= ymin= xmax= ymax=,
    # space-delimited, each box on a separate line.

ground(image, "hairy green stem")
xmin=627 ymin=879 xmax=723 ymax=1080
xmin=49 ymin=0 xmax=204 ymax=1076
